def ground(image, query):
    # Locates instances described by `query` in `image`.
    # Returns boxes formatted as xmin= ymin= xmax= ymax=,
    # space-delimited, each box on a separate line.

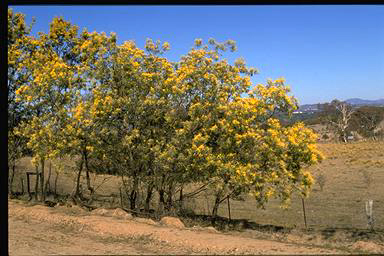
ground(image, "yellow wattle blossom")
xmin=274 ymin=77 xmax=285 ymax=83
xmin=15 ymin=85 xmax=28 ymax=95
xmin=80 ymin=40 xmax=91 ymax=50
xmin=162 ymin=42 xmax=170 ymax=51
xmin=86 ymin=146 xmax=94 ymax=152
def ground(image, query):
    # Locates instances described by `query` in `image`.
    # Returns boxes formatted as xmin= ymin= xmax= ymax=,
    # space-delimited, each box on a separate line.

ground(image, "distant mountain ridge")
xmin=297 ymin=98 xmax=384 ymax=113
xmin=344 ymin=98 xmax=384 ymax=105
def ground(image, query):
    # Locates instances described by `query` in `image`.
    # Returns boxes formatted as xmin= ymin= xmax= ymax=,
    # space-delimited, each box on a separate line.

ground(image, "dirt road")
xmin=8 ymin=199 xmax=347 ymax=255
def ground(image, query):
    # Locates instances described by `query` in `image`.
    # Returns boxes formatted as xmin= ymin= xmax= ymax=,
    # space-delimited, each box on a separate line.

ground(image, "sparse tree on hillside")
xmin=327 ymin=100 xmax=355 ymax=143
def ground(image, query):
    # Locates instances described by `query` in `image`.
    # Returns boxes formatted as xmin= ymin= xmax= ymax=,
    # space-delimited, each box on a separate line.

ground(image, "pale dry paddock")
xmin=199 ymin=141 xmax=384 ymax=230
xmin=9 ymin=199 xmax=353 ymax=255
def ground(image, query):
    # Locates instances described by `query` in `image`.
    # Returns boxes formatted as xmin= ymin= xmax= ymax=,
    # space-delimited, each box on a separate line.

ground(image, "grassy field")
xmin=9 ymin=140 xmax=384 ymax=231
xmin=197 ymin=141 xmax=384 ymax=230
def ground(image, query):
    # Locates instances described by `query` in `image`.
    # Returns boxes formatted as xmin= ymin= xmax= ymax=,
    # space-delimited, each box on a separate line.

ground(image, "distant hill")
xmin=344 ymin=98 xmax=384 ymax=106
xmin=297 ymin=98 xmax=384 ymax=113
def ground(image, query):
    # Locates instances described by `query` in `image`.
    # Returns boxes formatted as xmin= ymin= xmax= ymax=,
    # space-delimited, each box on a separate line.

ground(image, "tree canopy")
xmin=8 ymin=9 xmax=323 ymax=217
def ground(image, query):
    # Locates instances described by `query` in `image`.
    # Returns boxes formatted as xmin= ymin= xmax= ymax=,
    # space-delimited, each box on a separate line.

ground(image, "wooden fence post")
xmin=34 ymin=165 xmax=39 ymax=201
xmin=20 ymin=177 xmax=24 ymax=195
xmin=27 ymin=173 xmax=31 ymax=199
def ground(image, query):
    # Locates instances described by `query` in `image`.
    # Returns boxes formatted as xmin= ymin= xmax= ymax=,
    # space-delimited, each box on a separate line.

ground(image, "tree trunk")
xmin=166 ymin=182 xmax=174 ymax=212
xmin=27 ymin=173 xmax=31 ymax=199
xmin=120 ymin=175 xmax=128 ymax=203
xmin=212 ymin=197 xmax=221 ymax=220
xmin=211 ymin=189 xmax=224 ymax=223
xmin=130 ymin=189 xmax=137 ymax=210
xmin=119 ymin=186 xmax=124 ymax=208
xmin=157 ymin=174 xmax=166 ymax=214
xmin=179 ymin=186 xmax=184 ymax=210
xmin=73 ymin=158 xmax=83 ymax=198
xmin=34 ymin=164 xmax=39 ymax=201
xmin=44 ymin=160 xmax=52 ymax=195
xmin=83 ymin=150 xmax=94 ymax=195
xmin=40 ymin=158 xmax=45 ymax=202
xmin=9 ymin=161 xmax=16 ymax=195
xmin=54 ymin=171 xmax=59 ymax=195
xmin=158 ymin=189 xmax=165 ymax=214
xmin=144 ymin=181 xmax=154 ymax=212
xmin=227 ymin=196 xmax=231 ymax=221
xmin=129 ymin=173 xmax=139 ymax=210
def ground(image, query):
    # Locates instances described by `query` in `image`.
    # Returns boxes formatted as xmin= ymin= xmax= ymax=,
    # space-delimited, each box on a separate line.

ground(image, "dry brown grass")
xmin=192 ymin=140 xmax=384 ymax=230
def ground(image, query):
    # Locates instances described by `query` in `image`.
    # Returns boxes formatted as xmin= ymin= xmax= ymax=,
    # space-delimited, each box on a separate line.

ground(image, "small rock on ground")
xmin=112 ymin=208 xmax=133 ymax=219
xmin=160 ymin=216 xmax=185 ymax=229
xmin=205 ymin=226 xmax=219 ymax=233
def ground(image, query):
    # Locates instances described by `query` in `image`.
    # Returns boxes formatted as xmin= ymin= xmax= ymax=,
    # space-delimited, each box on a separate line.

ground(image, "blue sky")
xmin=10 ymin=5 xmax=384 ymax=105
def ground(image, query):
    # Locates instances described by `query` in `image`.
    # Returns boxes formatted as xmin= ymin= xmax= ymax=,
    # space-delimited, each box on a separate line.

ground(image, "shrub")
xmin=315 ymin=173 xmax=326 ymax=191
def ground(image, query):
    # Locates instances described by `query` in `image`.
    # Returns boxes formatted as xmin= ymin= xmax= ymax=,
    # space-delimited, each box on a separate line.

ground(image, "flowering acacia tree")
xmin=10 ymin=10 xmax=322 ymax=218
xmin=14 ymin=15 xmax=117 ymax=201
xmin=172 ymin=40 xmax=322 ymax=218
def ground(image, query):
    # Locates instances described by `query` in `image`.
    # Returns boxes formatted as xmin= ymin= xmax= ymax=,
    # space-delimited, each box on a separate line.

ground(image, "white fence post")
xmin=365 ymin=200 xmax=374 ymax=230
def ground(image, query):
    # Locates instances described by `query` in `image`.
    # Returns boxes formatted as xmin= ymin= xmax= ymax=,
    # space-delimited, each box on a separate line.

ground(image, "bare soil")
xmin=8 ymin=199 xmax=354 ymax=255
